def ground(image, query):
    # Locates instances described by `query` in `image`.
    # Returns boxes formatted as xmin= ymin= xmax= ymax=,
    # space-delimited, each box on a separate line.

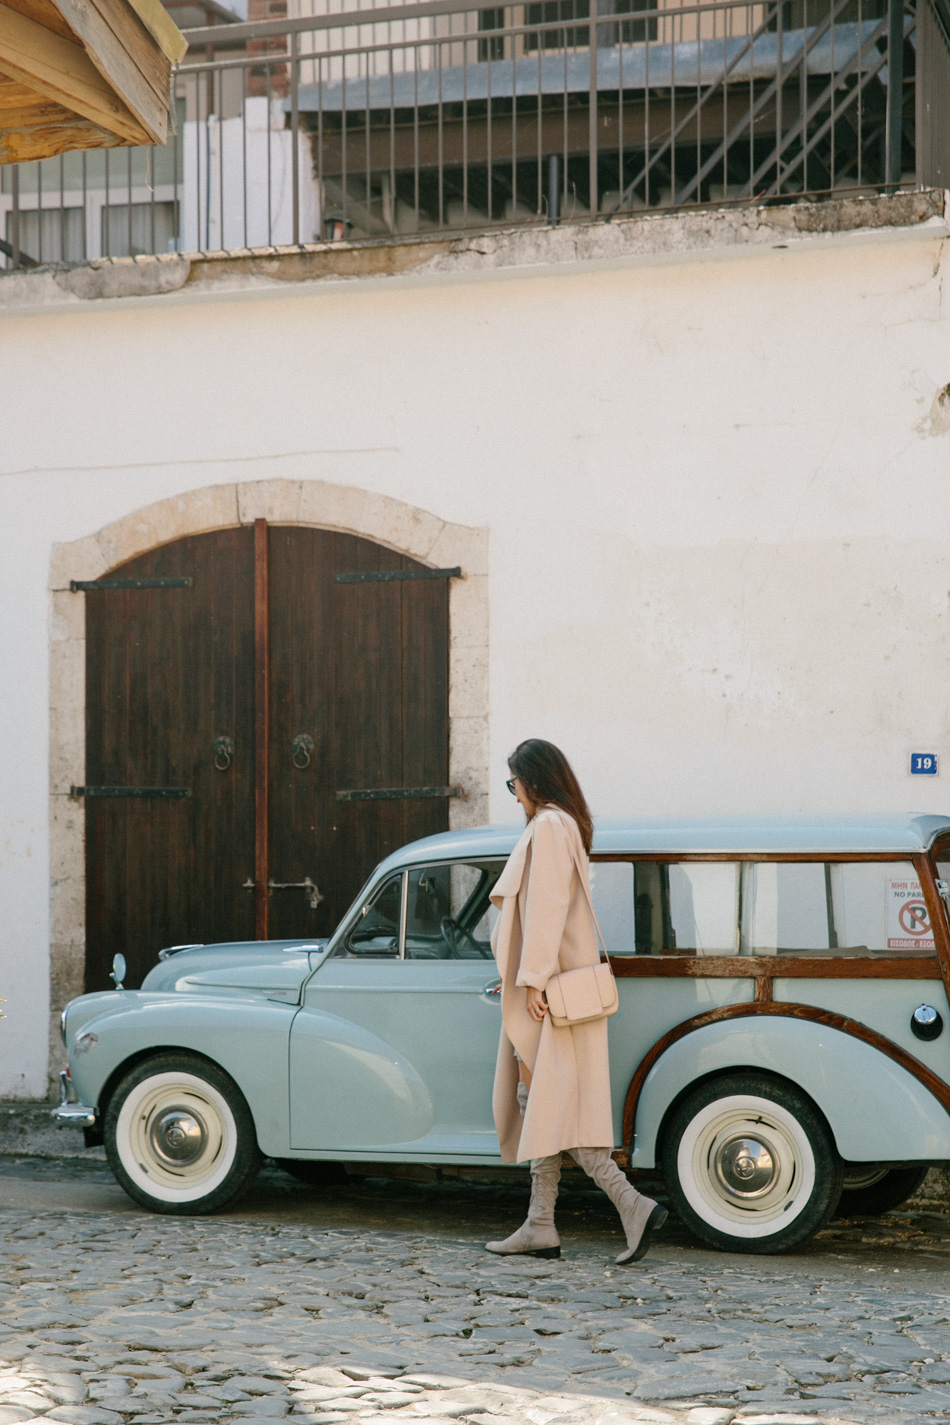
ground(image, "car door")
xmin=288 ymin=859 xmax=504 ymax=1156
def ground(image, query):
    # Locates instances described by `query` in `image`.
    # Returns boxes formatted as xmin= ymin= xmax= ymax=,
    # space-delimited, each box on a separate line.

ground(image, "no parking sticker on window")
xmin=886 ymin=878 xmax=935 ymax=950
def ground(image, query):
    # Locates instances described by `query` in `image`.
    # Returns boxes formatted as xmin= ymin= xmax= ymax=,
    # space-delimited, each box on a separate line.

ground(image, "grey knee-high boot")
xmin=569 ymin=1148 xmax=668 ymax=1264
xmin=485 ymin=1154 xmax=562 ymax=1258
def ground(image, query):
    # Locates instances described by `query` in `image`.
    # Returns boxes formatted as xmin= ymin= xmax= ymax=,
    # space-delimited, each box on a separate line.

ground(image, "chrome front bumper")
xmin=51 ymin=1070 xmax=96 ymax=1129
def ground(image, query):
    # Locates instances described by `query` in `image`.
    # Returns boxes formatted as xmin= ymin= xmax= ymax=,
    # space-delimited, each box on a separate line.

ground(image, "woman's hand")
xmin=526 ymin=986 xmax=548 ymax=1022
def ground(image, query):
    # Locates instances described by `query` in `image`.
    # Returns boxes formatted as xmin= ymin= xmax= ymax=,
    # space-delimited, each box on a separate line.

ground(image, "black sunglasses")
xmin=506 ymin=777 xmax=518 ymax=795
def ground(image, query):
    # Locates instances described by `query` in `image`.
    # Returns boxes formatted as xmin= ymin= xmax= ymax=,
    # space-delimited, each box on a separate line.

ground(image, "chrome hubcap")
xmin=149 ymin=1108 xmax=207 ymax=1166
xmin=714 ymin=1134 xmax=779 ymax=1198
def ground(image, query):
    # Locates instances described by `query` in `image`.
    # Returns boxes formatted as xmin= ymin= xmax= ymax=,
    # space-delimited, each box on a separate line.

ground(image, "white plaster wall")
xmin=1 ymin=223 xmax=950 ymax=1095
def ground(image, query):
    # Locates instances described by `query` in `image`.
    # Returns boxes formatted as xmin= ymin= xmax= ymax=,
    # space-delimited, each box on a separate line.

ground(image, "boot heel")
xmin=529 ymin=1246 xmax=561 ymax=1259
xmin=618 ymin=1204 xmax=668 ymax=1265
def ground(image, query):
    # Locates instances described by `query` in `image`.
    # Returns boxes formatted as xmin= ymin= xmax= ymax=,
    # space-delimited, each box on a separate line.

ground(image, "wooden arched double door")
xmin=83 ymin=521 xmax=452 ymax=989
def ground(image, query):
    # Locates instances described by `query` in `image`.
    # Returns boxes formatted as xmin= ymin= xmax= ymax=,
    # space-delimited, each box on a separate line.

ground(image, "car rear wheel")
xmin=662 ymin=1073 xmax=843 ymax=1253
xmin=104 ymin=1053 xmax=262 ymax=1215
xmin=836 ymin=1164 xmax=929 ymax=1217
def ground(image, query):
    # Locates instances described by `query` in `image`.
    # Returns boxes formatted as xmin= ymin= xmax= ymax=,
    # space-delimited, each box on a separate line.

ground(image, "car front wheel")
xmin=662 ymin=1073 xmax=843 ymax=1253
xmin=104 ymin=1053 xmax=262 ymax=1215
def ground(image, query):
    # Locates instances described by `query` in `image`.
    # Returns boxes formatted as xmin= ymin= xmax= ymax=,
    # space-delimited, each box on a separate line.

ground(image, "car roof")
xmin=375 ymin=814 xmax=950 ymax=873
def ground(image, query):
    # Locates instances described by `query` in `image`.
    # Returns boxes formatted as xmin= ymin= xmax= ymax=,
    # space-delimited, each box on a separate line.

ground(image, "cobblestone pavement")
xmin=2 ymin=1159 xmax=950 ymax=1425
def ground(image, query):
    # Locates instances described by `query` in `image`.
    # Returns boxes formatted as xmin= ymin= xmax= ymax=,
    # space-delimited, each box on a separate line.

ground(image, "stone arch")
xmin=47 ymin=478 xmax=489 ymax=1088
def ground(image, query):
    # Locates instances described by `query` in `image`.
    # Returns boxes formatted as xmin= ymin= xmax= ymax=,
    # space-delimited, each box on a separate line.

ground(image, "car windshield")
xmin=337 ymin=860 xmax=503 ymax=958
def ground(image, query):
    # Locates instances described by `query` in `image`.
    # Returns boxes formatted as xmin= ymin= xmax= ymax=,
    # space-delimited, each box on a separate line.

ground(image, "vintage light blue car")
xmin=56 ymin=815 xmax=950 ymax=1253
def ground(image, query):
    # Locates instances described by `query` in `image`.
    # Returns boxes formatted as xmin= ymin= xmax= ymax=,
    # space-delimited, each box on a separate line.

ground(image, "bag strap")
xmin=543 ymin=807 xmax=611 ymax=964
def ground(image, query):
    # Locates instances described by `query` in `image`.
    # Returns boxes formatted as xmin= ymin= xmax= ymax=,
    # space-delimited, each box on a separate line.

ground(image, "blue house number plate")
xmin=910 ymin=753 xmax=939 ymax=776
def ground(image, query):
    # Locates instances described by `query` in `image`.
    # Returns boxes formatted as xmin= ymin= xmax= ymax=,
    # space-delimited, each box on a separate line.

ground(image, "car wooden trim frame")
xmin=619 ymin=999 xmax=950 ymax=1159
xmin=602 ymin=848 xmax=950 ymax=1165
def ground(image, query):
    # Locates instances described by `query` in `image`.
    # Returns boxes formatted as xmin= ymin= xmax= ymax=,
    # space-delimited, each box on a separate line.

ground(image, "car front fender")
xmin=629 ymin=1015 xmax=950 ymax=1168
xmin=67 ymin=993 xmax=296 ymax=1158
xmin=288 ymin=1007 xmax=434 ymax=1150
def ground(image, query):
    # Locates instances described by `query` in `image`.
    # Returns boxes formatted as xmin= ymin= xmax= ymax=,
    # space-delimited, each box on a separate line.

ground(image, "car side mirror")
xmin=110 ymin=953 xmax=127 ymax=990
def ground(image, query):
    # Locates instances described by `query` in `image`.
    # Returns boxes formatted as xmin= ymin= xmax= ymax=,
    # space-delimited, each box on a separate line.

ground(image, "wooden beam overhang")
xmin=0 ymin=0 xmax=186 ymax=164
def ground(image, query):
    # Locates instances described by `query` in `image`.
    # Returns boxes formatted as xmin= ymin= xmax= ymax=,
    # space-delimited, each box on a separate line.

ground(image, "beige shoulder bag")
xmin=540 ymin=813 xmax=619 ymax=1030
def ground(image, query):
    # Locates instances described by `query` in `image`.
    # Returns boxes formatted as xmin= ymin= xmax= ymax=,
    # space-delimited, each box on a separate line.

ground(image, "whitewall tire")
xmin=663 ymin=1073 xmax=843 ymax=1253
xmin=104 ymin=1053 xmax=262 ymax=1215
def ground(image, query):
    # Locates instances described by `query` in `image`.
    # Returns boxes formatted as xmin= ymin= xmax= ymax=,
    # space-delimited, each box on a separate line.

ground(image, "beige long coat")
xmin=490 ymin=806 xmax=615 ymax=1163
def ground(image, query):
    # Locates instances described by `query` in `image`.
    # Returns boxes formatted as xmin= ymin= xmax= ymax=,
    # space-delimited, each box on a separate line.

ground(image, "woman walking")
xmin=486 ymin=739 xmax=667 ymax=1263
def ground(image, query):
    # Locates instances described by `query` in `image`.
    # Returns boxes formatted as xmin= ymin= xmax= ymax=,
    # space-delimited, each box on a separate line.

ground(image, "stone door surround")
xmin=47 ymin=478 xmax=489 ymax=1092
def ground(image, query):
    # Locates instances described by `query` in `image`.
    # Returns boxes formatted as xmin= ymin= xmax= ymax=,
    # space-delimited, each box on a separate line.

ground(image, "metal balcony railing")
xmin=1 ymin=0 xmax=948 ymax=267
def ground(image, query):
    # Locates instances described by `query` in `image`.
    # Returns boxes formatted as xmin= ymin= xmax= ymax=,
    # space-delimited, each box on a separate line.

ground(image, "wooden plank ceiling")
xmin=0 ymin=0 xmax=186 ymax=163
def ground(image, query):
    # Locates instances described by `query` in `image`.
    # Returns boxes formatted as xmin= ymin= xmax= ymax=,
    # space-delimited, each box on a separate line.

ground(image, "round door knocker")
xmin=292 ymin=733 xmax=314 ymax=769
xmin=213 ymin=735 xmax=234 ymax=772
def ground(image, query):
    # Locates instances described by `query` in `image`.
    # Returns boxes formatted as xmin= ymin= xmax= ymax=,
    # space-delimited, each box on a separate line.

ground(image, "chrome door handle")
xmin=483 ymin=979 xmax=502 ymax=997
xmin=268 ymin=877 xmax=324 ymax=910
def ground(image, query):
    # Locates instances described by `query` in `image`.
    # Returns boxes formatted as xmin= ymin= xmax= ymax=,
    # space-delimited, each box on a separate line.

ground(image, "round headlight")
xmin=60 ymin=1007 xmax=68 ymax=1047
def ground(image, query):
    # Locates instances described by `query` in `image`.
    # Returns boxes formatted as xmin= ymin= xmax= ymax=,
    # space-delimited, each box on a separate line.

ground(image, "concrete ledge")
xmin=0 ymin=191 xmax=945 ymax=311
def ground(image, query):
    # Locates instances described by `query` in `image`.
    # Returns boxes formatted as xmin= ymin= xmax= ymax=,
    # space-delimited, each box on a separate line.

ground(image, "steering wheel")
xmin=440 ymin=917 xmax=493 ymax=959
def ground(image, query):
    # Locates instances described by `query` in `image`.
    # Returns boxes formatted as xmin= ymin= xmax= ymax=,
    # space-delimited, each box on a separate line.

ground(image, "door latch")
xmin=268 ymin=877 xmax=324 ymax=910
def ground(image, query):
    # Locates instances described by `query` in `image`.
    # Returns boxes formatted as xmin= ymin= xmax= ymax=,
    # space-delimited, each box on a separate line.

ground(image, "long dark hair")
xmin=508 ymin=738 xmax=594 ymax=854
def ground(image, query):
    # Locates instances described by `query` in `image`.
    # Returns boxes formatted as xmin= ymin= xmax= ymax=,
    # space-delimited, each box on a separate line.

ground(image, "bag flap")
xmin=555 ymin=965 xmax=605 ymax=1020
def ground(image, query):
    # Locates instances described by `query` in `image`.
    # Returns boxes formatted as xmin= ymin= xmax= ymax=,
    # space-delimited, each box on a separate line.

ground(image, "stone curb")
xmin=3 ymin=1103 xmax=950 ymax=1211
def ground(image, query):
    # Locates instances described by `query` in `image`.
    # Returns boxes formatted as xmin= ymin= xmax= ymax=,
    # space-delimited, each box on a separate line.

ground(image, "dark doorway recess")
xmin=84 ymin=522 xmax=451 ymax=990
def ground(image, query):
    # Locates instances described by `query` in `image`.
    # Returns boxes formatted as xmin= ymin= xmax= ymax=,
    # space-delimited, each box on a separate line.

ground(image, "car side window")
xmin=591 ymin=861 xmax=742 ymax=955
xmin=736 ymin=860 xmax=933 ymax=956
xmin=404 ymin=861 xmax=501 ymax=959
xmin=340 ymin=873 xmax=403 ymax=957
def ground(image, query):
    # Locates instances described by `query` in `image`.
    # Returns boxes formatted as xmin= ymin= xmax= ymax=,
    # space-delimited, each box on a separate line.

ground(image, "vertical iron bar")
xmin=10 ymin=164 xmax=20 ymax=269
xmin=342 ymin=63 xmax=349 ymax=235
xmin=536 ymin=30 xmax=542 ymax=216
xmin=243 ymin=63 xmax=249 ymax=246
xmin=486 ymin=35 xmax=493 ymax=220
xmin=194 ymin=73 xmax=201 ymax=252
xmin=59 ymin=153 xmax=65 ymax=262
xmin=266 ymin=62 xmax=273 ymax=245
xmin=776 ymin=0 xmax=783 ymax=197
xmin=857 ymin=0 xmax=863 ymax=187
xmin=127 ymin=144 xmax=133 ymax=256
xmin=410 ymin=52 xmax=418 ymax=229
xmin=616 ymin=26 xmax=622 ymax=210
xmin=438 ymin=35 xmax=444 ymax=225
xmin=105 ymin=146 xmax=111 ymax=256
xmin=292 ymin=31 xmax=301 ymax=244
xmin=588 ymin=13 xmax=598 ymax=213
xmin=82 ymin=148 xmax=88 ymax=260
xmin=644 ymin=10 xmax=650 ymax=205
xmin=389 ymin=45 xmax=396 ymax=231
xmin=671 ymin=7 xmax=677 ymax=203
xmin=217 ymin=68 xmax=225 ymax=248
xmin=885 ymin=0 xmax=905 ymax=187
xmin=254 ymin=517 xmax=270 ymax=942
xmin=37 ymin=154 xmax=43 ymax=264
xmin=462 ymin=24 xmax=468 ymax=222
xmin=171 ymin=89 xmax=179 ymax=255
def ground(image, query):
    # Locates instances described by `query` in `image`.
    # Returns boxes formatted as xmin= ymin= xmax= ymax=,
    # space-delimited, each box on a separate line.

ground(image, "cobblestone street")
xmin=1 ymin=1158 xmax=950 ymax=1425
